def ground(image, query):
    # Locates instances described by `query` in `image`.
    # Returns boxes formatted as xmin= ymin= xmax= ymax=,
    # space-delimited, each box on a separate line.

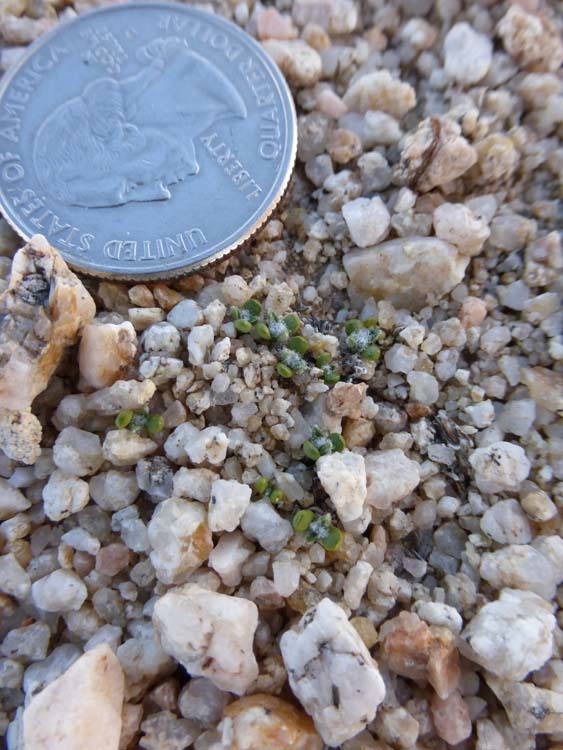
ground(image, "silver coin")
xmin=0 ymin=2 xmax=297 ymax=278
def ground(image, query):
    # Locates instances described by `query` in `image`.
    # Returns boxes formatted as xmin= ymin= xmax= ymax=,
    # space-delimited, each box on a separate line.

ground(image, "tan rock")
xmin=79 ymin=321 xmax=137 ymax=389
xmin=0 ymin=407 xmax=41 ymax=464
xmin=23 ymin=644 xmax=124 ymax=750
xmin=344 ymin=237 xmax=469 ymax=311
xmin=257 ymin=7 xmax=298 ymax=40
xmin=326 ymin=382 xmax=367 ymax=418
xmin=395 ymin=117 xmax=477 ymax=192
xmin=486 ymin=675 xmax=563 ymax=734
xmin=497 ymin=5 xmax=563 ymax=73
xmin=0 ymin=235 xmax=95 ymax=411
xmin=148 ymin=497 xmax=213 ymax=585
xmin=379 ymin=611 xmax=460 ymax=699
xmin=219 ymin=694 xmax=323 ymax=750
xmin=343 ymin=70 xmax=415 ymax=119
xmin=262 ymin=39 xmax=322 ymax=87
xmin=521 ymin=367 xmax=563 ymax=414
xmin=430 ymin=690 xmax=471 ymax=745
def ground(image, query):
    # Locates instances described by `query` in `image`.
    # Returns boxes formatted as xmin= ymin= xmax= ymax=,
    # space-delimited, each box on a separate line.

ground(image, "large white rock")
xmin=443 ymin=23 xmax=493 ymax=85
xmin=316 ymin=451 xmax=367 ymax=523
xmin=23 ymin=644 xmax=124 ymax=750
xmin=241 ymin=498 xmax=293 ymax=553
xmin=469 ymin=441 xmax=531 ymax=493
xmin=208 ymin=479 xmax=252 ymax=532
xmin=433 ymin=202 xmax=490 ymax=257
xmin=462 ymin=589 xmax=555 ymax=681
xmin=344 ymin=237 xmax=469 ymax=311
xmin=280 ymin=598 xmax=386 ymax=746
xmin=42 ymin=470 xmax=89 ymax=522
xmin=342 ymin=196 xmax=390 ymax=248
xmin=31 ymin=569 xmax=88 ymax=613
xmin=153 ymin=584 xmax=259 ymax=695
xmin=53 ymin=426 xmax=103 ymax=477
xmin=480 ymin=536 xmax=563 ymax=600
xmin=364 ymin=449 xmax=420 ymax=511
xmin=148 ymin=497 xmax=212 ymax=585
xmin=480 ymin=498 xmax=532 ymax=544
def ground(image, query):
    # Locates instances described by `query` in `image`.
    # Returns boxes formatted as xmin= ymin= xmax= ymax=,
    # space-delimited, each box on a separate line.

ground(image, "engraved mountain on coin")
xmin=33 ymin=36 xmax=248 ymax=208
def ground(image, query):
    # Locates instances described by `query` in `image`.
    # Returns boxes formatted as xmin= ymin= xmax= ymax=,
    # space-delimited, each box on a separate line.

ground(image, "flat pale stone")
xmin=79 ymin=321 xmax=137 ymax=389
xmin=344 ymin=237 xmax=469 ymax=311
xmin=462 ymin=589 xmax=555 ymax=681
xmin=316 ymin=451 xmax=367 ymax=523
xmin=102 ymin=430 xmax=157 ymax=467
xmin=148 ymin=497 xmax=212 ymax=585
xmin=480 ymin=537 xmax=563 ymax=600
xmin=23 ymin=644 xmax=124 ymax=750
xmin=0 ymin=235 xmax=95 ymax=412
xmin=486 ymin=675 xmax=563 ymax=734
xmin=153 ymin=584 xmax=259 ymax=695
xmin=469 ymin=441 xmax=531 ymax=493
xmin=218 ymin=694 xmax=323 ymax=750
xmin=364 ymin=449 xmax=420 ymax=511
xmin=280 ymin=598 xmax=386 ymax=746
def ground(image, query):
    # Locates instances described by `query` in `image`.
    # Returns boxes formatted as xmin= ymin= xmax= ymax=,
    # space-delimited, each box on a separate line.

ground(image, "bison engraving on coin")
xmin=34 ymin=37 xmax=248 ymax=208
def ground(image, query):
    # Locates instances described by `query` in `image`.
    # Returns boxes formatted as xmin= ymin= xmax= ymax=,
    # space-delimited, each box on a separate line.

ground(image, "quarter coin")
xmin=0 ymin=2 xmax=297 ymax=278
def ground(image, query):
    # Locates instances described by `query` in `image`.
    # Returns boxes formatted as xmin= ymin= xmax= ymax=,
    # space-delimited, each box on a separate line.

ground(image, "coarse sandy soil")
xmin=0 ymin=1 xmax=561 ymax=749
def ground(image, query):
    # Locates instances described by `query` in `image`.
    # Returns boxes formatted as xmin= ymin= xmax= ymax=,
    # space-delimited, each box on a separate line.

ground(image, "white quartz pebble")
xmin=280 ymin=598 xmax=386 ymax=746
xmin=153 ymin=583 xmax=259 ymax=695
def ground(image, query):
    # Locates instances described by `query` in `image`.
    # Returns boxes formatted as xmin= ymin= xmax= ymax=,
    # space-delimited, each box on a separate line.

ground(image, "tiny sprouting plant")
xmin=343 ymin=318 xmax=382 ymax=361
xmin=231 ymin=299 xmax=340 ymax=385
xmin=253 ymin=475 xmax=283 ymax=505
xmin=292 ymin=509 xmax=343 ymax=551
xmin=115 ymin=408 xmax=164 ymax=435
xmin=302 ymin=426 xmax=346 ymax=462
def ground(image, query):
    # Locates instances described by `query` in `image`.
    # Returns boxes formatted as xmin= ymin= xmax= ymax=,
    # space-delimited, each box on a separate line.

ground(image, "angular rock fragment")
xmin=316 ymin=450 xmax=366 ymax=522
xmin=344 ymin=237 xmax=469 ymax=311
xmin=153 ymin=584 xmax=259 ymax=695
xmin=364 ymin=449 xmax=420 ymax=511
xmin=486 ymin=675 xmax=563 ymax=734
xmin=280 ymin=598 xmax=386 ymax=746
xmin=394 ymin=117 xmax=477 ymax=192
xmin=148 ymin=497 xmax=212 ymax=585
xmin=0 ymin=408 xmax=42 ymax=464
xmin=461 ymin=589 xmax=555 ymax=681
xmin=379 ymin=611 xmax=460 ymax=699
xmin=217 ymin=694 xmax=323 ymax=750
xmin=0 ymin=235 xmax=95 ymax=411
xmin=79 ymin=320 xmax=137 ymax=389
xmin=23 ymin=644 xmax=124 ymax=750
